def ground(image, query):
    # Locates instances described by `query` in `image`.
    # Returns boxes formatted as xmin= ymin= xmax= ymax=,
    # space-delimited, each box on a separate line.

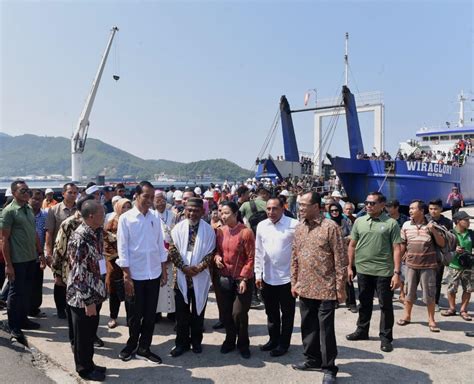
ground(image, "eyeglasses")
xmin=19 ymin=188 xmax=30 ymax=194
xmin=330 ymin=209 xmax=340 ymax=213
xmin=364 ymin=201 xmax=378 ymax=206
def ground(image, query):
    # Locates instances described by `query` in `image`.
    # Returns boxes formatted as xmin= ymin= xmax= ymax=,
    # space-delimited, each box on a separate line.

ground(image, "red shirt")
xmin=216 ymin=223 xmax=254 ymax=280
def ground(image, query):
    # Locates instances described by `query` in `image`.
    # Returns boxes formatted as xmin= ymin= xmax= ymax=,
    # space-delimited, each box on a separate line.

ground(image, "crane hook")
xmin=113 ymin=75 xmax=120 ymax=81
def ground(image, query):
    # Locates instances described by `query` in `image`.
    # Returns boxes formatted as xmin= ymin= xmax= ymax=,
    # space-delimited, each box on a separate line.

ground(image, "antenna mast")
xmin=344 ymin=32 xmax=349 ymax=87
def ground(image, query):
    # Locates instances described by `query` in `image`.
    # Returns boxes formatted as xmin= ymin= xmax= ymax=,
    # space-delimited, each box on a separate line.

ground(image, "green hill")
xmin=0 ymin=134 xmax=253 ymax=181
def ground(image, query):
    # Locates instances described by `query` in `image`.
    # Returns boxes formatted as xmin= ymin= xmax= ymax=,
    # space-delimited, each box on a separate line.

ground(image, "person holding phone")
xmin=214 ymin=201 xmax=255 ymax=359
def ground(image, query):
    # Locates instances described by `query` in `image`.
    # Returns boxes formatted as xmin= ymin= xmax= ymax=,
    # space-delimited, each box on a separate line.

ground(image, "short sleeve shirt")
xmin=351 ymin=212 xmax=402 ymax=277
xmin=1 ymin=200 xmax=37 ymax=263
xmin=401 ymin=220 xmax=437 ymax=269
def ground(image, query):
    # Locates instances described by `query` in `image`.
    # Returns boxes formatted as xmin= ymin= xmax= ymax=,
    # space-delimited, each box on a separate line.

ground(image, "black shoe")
xmin=250 ymin=298 xmax=262 ymax=309
xmin=348 ymin=305 xmax=358 ymax=313
xmin=322 ymin=373 xmax=337 ymax=384
xmin=79 ymin=369 xmax=106 ymax=382
xmin=240 ymin=349 xmax=251 ymax=359
xmin=155 ymin=313 xmax=162 ymax=323
xmin=136 ymin=348 xmax=162 ymax=364
xmin=270 ymin=346 xmax=287 ymax=357
xmin=220 ymin=342 xmax=236 ymax=354
xmin=292 ymin=361 xmax=322 ymax=371
xmin=212 ymin=320 xmax=224 ymax=330
xmin=22 ymin=320 xmax=40 ymax=330
xmin=192 ymin=344 xmax=202 ymax=354
xmin=93 ymin=365 xmax=107 ymax=373
xmin=465 ymin=331 xmax=474 ymax=337
xmin=10 ymin=330 xmax=28 ymax=346
xmin=30 ymin=311 xmax=47 ymax=318
xmin=57 ymin=310 xmax=67 ymax=319
xmin=166 ymin=313 xmax=176 ymax=322
xmin=170 ymin=345 xmax=190 ymax=357
xmin=119 ymin=346 xmax=135 ymax=361
xmin=380 ymin=341 xmax=393 ymax=353
xmin=94 ymin=336 xmax=105 ymax=348
xmin=346 ymin=331 xmax=369 ymax=341
xmin=260 ymin=340 xmax=278 ymax=351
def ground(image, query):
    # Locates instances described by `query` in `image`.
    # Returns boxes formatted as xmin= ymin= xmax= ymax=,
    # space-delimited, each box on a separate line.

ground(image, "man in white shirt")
xmin=117 ymin=181 xmax=168 ymax=363
xmin=255 ymin=197 xmax=299 ymax=357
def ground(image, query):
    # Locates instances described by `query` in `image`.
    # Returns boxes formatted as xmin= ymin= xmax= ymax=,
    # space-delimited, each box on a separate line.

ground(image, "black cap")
xmin=453 ymin=211 xmax=473 ymax=222
xmin=102 ymin=186 xmax=115 ymax=192
xmin=386 ymin=199 xmax=400 ymax=208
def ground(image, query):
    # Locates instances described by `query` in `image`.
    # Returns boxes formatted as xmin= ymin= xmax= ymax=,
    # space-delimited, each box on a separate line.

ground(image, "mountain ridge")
xmin=0 ymin=134 xmax=253 ymax=181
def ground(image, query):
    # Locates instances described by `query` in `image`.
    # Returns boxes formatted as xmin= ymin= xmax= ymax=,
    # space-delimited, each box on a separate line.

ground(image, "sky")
xmin=1 ymin=0 xmax=473 ymax=170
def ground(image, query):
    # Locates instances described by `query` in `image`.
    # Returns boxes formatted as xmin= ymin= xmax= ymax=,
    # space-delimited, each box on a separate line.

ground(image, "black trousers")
xmin=261 ymin=281 xmax=295 ymax=350
xmin=29 ymin=262 xmax=43 ymax=315
xmin=109 ymin=291 xmax=121 ymax=319
xmin=299 ymin=297 xmax=338 ymax=376
xmin=54 ymin=284 xmax=67 ymax=314
xmin=435 ymin=264 xmax=444 ymax=305
xmin=70 ymin=305 xmax=100 ymax=375
xmin=345 ymin=266 xmax=357 ymax=306
xmin=218 ymin=278 xmax=253 ymax=351
xmin=125 ymin=277 xmax=160 ymax=350
xmin=356 ymin=273 xmax=394 ymax=342
xmin=8 ymin=260 xmax=35 ymax=333
xmin=174 ymin=287 xmax=206 ymax=348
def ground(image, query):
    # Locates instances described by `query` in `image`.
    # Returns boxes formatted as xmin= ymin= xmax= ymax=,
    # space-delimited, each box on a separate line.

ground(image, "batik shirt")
xmin=66 ymin=222 xmax=106 ymax=308
xmin=52 ymin=212 xmax=82 ymax=281
xmin=291 ymin=215 xmax=347 ymax=300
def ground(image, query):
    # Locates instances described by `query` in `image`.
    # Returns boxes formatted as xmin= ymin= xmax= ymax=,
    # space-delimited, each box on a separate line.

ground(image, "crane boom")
xmin=71 ymin=26 xmax=119 ymax=182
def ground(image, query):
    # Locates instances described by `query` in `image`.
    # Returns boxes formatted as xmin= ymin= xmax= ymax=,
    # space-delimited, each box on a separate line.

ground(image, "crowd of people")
xmin=0 ymin=179 xmax=473 ymax=383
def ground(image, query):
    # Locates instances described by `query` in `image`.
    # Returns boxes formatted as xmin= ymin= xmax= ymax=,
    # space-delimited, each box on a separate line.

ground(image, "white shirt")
xmin=255 ymin=215 xmax=299 ymax=285
xmin=117 ymin=206 xmax=168 ymax=281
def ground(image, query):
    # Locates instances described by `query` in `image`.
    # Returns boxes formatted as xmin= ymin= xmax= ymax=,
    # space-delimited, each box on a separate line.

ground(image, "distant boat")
xmin=154 ymin=173 xmax=176 ymax=183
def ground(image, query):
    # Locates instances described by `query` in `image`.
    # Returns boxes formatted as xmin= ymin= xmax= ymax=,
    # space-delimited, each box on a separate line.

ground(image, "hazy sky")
xmin=1 ymin=1 xmax=472 ymax=169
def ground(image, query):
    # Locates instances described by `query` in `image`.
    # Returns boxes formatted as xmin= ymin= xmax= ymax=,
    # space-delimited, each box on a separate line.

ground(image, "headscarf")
xmin=328 ymin=203 xmax=343 ymax=226
xmin=112 ymin=198 xmax=132 ymax=224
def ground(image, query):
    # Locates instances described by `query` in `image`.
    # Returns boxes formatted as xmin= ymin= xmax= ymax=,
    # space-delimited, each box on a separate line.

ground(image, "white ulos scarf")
xmin=171 ymin=219 xmax=216 ymax=315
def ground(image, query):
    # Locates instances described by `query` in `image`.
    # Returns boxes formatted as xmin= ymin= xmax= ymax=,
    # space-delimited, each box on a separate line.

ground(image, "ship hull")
xmin=330 ymin=156 xmax=474 ymax=207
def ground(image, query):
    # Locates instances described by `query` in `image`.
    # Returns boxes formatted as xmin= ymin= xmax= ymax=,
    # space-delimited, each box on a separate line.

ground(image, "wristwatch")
xmin=393 ymin=270 xmax=401 ymax=276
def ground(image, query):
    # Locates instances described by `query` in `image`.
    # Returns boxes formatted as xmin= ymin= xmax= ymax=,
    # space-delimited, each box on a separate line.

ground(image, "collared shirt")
xmin=117 ymin=206 xmax=168 ymax=281
xmin=401 ymin=220 xmax=437 ymax=269
xmin=291 ymin=215 xmax=347 ymax=300
xmin=42 ymin=198 xmax=58 ymax=210
xmin=34 ymin=209 xmax=48 ymax=255
xmin=1 ymin=200 xmax=37 ymax=263
xmin=239 ymin=197 xmax=267 ymax=222
xmin=351 ymin=212 xmax=402 ymax=277
xmin=255 ymin=215 xmax=299 ymax=285
xmin=449 ymin=228 xmax=473 ymax=270
xmin=46 ymin=201 xmax=77 ymax=243
xmin=66 ymin=223 xmax=106 ymax=308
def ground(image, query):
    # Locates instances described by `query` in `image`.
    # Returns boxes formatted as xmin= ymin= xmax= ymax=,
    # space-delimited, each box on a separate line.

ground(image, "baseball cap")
xmin=103 ymin=186 xmax=114 ymax=192
xmin=453 ymin=211 xmax=473 ymax=222
xmin=331 ymin=190 xmax=342 ymax=198
xmin=45 ymin=188 xmax=54 ymax=194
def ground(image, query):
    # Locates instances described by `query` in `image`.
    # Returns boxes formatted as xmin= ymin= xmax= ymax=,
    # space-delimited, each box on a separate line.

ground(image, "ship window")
xmin=422 ymin=137 xmax=429 ymax=141
xmin=450 ymin=135 xmax=462 ymax=140
xmin=463 ymin=134 xmax=474 ymax=139
xmin=439 ymin=135 xmax=449 ymax=141
xmin=430 ymin=136 xmax=439 ymax=141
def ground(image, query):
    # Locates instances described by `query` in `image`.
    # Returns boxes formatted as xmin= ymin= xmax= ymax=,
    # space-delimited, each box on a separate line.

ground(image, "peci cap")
xmin=186 ymin=197 xmax=203 ymax=208
xmin=452 ymin=211 xmax=473 ymax=222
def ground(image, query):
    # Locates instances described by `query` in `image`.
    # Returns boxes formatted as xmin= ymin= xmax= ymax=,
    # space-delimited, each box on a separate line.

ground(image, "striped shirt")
xmin=401 ymin=220 xmax=437 ymax=269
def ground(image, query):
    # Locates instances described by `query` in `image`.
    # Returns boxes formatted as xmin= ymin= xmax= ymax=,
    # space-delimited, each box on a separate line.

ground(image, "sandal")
xmin=460 ymin=311 xmax=472 ymax=321
xmin=429 ymin=325 xmax=440 ymax=333
xmin=397 ymin=319 xmax=411 ymax=326
xmin=441 ymin=309 xmax=457 ymax=317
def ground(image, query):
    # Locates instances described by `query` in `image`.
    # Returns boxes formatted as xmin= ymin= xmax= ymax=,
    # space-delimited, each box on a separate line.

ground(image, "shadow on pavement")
xmin=104 ymin=365 xmax=214 ymax=383
xmin=396 ymin=337 xmax=472 ymax=354
xmin=338 ymin=361 xmax=432 ymax=383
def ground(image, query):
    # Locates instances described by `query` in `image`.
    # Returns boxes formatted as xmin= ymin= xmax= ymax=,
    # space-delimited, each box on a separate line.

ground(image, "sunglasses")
xmin=330 ymin=209 xmax=340 ymax=213
xmin=19 ymin=188 xmax=30 ymax=194
xmin=364 ymin=201 xmax=378 ymax=206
